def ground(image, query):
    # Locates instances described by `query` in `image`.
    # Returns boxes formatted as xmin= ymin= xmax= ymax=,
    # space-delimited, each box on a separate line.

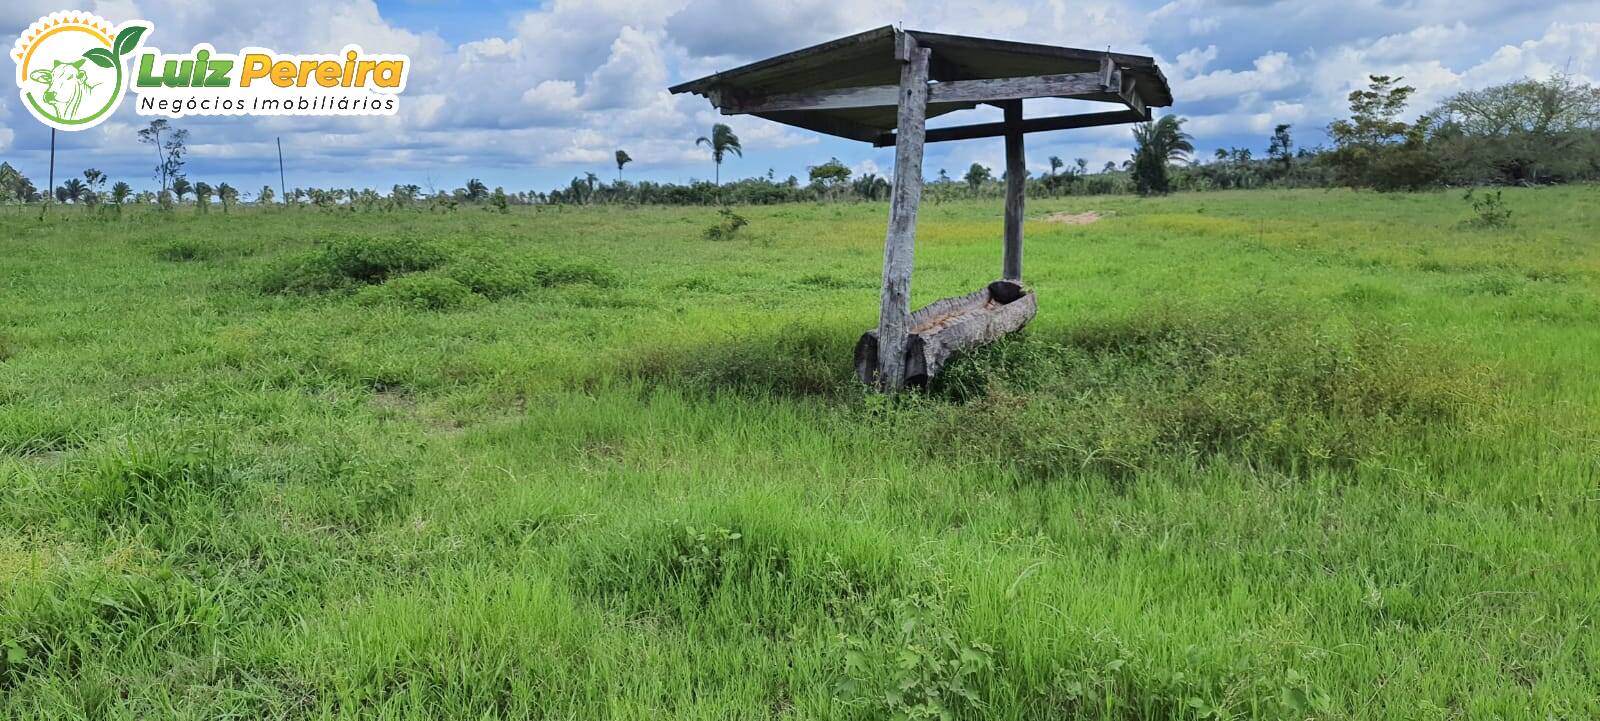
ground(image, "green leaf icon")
xmin=82 ymin=47 xmax=116 ymax=69
xmin=114 ymin=26 xmax=147 ymax=57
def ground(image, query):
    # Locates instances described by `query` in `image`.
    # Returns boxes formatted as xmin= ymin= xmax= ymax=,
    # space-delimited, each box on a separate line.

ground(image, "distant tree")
xmin=1267 ymin=123 xmax=1294 ymax=174
xmin=808 ymin=157 xmax=852 ymax=196
xmin=1102 ymin=161 xmax=1118 ymax=174
xmin=1130 ymin=115 xmax=1194 ymax=195
xmin=1075 ymin=158 xmax=1088 ymax=174
xmin=464 ymin=178 xmax=488 ymax=202
xmin=0 ymin=162 xmax=38 ymax=202
xmin=851 ymin=173 xmax=890 ymax=201
xmin=136 ymin=119 xmax=187 ymax=192
xmin=1330 ymin=75 xmax=1415 ymax=148
xmin=389 ymin=184 xmax=418 ymax=205
xmin=194 ymin=181 xmax=213 ymax=212
xmin=615 ymin=149 xmax=632 ymax=181
xmin=218 ymin=182 xmax=238 ymax=212
xmin=110 ymin=181 xmax=132 ymax=206
xmin=695 ymin=123 xmax=743 ymax=188
xmin=937 ymin=168 xmax=950 ymax=183
xmin=963 ymin=163 xmax=992 ymax=195
xmin=1431 ymin=74 xmax=1600 ymax=137
xmin=1327 ymin=75 xmax=1439 ymax=190
xmin=258 ymin=185 xmax=275 ymax=204
xmin=171 ymin=176 xmax=192 ymax=202
xmin=59 ymin=178 xmax=85 ymax=203
xmin=1048 ymin=156 xmax=1063 ymax=179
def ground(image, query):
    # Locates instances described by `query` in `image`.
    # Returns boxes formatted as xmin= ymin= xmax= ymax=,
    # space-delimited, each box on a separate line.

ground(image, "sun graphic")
xmin=11 ymin=11 xmax=150 ymax=131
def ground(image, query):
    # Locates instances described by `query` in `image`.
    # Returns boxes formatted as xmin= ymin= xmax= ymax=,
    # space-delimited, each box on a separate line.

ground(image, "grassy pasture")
xmin=1 ymin=186 xmax=1598 ymax=719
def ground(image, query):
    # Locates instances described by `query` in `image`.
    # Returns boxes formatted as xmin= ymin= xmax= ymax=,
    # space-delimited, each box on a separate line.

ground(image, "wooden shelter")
xmin=671 ymin=26 xmax=1173 ymax=390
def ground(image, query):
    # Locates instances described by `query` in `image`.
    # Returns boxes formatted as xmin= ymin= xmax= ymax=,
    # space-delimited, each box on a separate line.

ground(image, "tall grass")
xmin=1 ymin=187 xmax=1597 ymax=719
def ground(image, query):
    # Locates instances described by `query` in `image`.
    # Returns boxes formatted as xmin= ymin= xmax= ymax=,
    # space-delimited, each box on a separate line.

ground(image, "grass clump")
xmin=928 ymin=304 xmax=1489 ymax=478
xmin=629 ymin=322 xmax=857 ymax=398
xmin=260 ymin=235 xmax=448 ymax=293
xmin=153 ymin=238 xmax=217 ymax=262
xmin=354 ymin=272 xmax=484 ymax=311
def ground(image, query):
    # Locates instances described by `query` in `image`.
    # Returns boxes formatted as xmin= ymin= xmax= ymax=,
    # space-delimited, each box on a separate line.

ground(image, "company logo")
xmin=11 ymin=12 xmax=149 ymax=131
xmin=12 ymin=10 xmax=411 ymax=131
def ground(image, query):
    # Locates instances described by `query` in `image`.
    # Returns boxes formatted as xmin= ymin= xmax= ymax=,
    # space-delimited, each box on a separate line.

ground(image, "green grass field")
xmin=2 ymin=186 xmax=1597 ymax=719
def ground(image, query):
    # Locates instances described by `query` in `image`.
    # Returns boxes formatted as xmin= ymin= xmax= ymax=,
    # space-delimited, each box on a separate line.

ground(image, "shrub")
xmin=1463 ymin=188 xmax=1513 ymax=228
xmin=703 ymin=208 xmax=749 ymax=240
xmin=260 ymin=235 xmax=448 ymax=294
xmin=323 ymin=235 xmax=448 ymax=283
xmin=354 ymin=273 xmax=483 ymax=311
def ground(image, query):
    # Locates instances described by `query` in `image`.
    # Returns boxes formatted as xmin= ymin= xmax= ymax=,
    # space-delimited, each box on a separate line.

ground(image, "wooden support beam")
xmin=876 ymin=36 xmax=930 ymax=392
xmin=874 ymin=108 xmax=1150 ymax=146
xmin=1003 ymin=101 xmax=1025 ymax=282
xmin=722 ymin=72 xmax=1112 ymax=114
xmin=1120 ymin=77 xmax=1145 ymax=117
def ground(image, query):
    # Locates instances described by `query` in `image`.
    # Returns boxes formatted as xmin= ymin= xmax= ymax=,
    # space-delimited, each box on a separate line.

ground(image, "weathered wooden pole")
xmin=1002 ymin=100 xmax=1025 ymax=281
xmin=876 ymin=33 xmax=931 ymax=392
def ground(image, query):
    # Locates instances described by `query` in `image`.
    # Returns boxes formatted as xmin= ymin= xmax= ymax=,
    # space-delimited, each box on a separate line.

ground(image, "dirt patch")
xmin=1041 ymin=211 xmax=1103 ymax=225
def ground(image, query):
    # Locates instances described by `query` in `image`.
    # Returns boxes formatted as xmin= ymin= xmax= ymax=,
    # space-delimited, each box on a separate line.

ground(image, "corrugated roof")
xmin=670 ymin=26 xmax=1172 ymax=143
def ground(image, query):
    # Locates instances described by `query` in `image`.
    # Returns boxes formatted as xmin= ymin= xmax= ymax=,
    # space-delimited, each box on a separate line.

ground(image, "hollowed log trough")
xmin=855 ymin=280 xmax=1036 ymax=387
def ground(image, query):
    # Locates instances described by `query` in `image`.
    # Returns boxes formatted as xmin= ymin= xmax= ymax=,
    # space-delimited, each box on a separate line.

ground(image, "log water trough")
xmin=671 ymin=27 xmax=1172 ymax=390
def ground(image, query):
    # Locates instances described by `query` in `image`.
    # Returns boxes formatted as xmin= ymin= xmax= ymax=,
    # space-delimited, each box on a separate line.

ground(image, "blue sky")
xmin=3 ymin=0 xmax=1597 ymax=196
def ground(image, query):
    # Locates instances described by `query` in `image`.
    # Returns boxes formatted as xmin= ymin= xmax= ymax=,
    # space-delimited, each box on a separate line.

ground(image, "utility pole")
xmin=48 ymin=128 xmax=56 ymax=203
xmin=276 ymin=137 xmax=286 ymax=201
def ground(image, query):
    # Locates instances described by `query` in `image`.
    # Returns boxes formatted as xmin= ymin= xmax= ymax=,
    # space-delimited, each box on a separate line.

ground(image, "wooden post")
xmin=876 ymin=34 xmax=930 ymax=392
xmin=48 ymin=129 xmax=56 ymax=203
xmin=1002 ymin=100 xmax=1025 ymax=281
xmin=277 ymin=137 xmax=287 ymax=202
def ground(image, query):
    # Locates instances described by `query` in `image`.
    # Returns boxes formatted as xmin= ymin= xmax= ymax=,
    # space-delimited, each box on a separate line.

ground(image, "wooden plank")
xmin=1002 ymin=101 xmax=1025 ymax=282
xmin=875 ymin=36 xmax=930 ymax=392
xmin=723 ymin=72 xmax=1110 ymax=114
xmin=752 ymin=111 xmax=886 ymax=143
xmin=874 ymin=108 xmax=1150 ymax=146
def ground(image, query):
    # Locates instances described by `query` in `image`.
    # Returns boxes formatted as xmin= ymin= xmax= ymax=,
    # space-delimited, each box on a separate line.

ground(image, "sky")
xmin=3 ymin=0 xmax=1598 ymax=196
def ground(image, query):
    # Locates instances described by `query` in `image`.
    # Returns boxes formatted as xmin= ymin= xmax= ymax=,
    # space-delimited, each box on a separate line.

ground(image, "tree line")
xmin=2 ymin=74 xmax=1596 ymax=211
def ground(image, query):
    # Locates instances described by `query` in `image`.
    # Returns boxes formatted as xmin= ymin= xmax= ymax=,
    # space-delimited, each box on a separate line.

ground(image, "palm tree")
xmin=218 ymin=182 xmax=238 ymax=212
xmin=61 ymin=178 xmax=86 ymax=203
xmin=963 ymin=163 xmax=991 ymax=196
xmin=1048 ymin=156 xmax=1063 ymax=178
xmin=695 ymin=123 xmax=742 ymax=188
xmin=171 ymin=176 xmax=192 ymax=202
xmin=465 ymin=178 xmax=488 ymax=203
xmin=111 ymin=181 xmax=132 ymax=205
xmin=194 ymin=181 xmax=213 ymax=212
xmin=1131 ymin=115 xmax=1194 ymax=195
xmin=615 ymin=149 xmax=632 ymax=182
xmin=1132 ymin=115 xmax=1195 ymax=165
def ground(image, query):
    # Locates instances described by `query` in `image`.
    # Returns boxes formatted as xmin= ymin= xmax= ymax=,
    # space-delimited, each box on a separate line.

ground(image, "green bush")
xmin=444 ymin=254 xmax=536 ymax=299
xmin=323 ymin=235 xmax=448 ymax=283
xmin=258 ymin=250 xmax=348 ymax=294
xmin=354 ymin=273 xmax=484 ymax=311
xmin=260 ymin=235 xmax=449 ymax=294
